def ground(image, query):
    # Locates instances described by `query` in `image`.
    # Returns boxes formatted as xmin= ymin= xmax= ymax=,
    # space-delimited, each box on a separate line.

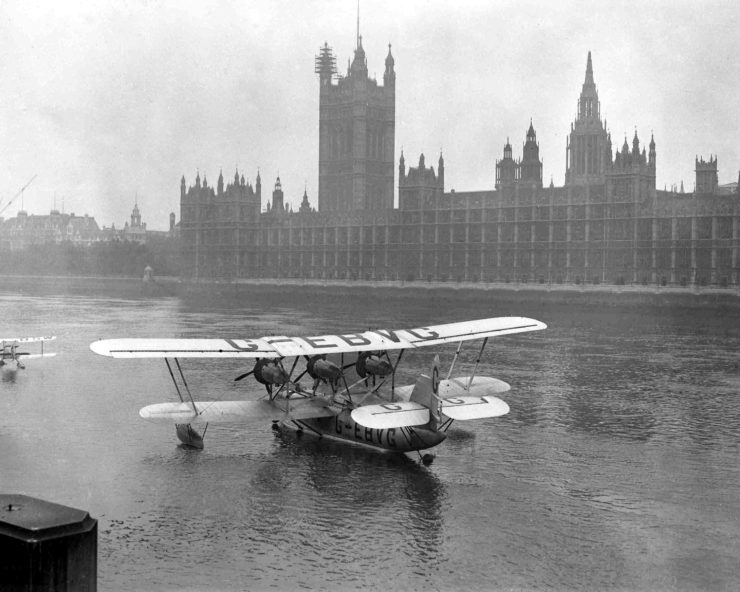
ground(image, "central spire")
xmin=356 ymin=0 xmax=360 ymax=50
xmin=585 ymin=51 xmax=594 ymax=86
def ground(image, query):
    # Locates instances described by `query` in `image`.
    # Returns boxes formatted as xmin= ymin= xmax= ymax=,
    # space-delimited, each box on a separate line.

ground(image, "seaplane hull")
xmin=281 ymin=408 xmax=447 ymax=453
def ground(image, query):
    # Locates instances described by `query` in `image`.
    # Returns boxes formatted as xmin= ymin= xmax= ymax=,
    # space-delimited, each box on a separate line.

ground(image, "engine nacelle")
xmin=307 ymin=355 xmax=342 ymax=382
xmin=355 ymin=351 xmax=393 ymax=378
xmin=253 ymin=359 xmax=289 ymax=386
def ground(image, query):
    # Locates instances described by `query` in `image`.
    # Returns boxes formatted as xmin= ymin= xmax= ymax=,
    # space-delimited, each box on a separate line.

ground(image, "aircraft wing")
xmin=90 ymin=338 xmax=281 ymax=359
xmin=139 ymin=397 xmax=337 ymax=425
xmin=1 ymin=336 xmax=56 ymax=344
xmin=90 ymin=317 xmax=546 ymax=359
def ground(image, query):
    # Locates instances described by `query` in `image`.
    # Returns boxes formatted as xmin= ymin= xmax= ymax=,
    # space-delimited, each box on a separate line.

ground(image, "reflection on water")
xmin=2 ymin=284 xmax=740 ymax=591
xmin=1 ymin=368 xmax=18 ymax=383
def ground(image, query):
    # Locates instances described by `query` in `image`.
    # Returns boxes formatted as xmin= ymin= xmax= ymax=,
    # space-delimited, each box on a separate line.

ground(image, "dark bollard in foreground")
xmin=0 ymin=494 xmax=97 ymax=591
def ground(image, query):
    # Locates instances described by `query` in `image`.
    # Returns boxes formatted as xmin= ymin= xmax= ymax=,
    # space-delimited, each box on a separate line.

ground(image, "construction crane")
xmin=0 ymin=175 xmax=37 ymax=217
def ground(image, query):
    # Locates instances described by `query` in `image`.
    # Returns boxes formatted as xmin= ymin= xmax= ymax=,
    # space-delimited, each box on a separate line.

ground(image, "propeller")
xmin=234 ymin=369 xmax=254 ymax=382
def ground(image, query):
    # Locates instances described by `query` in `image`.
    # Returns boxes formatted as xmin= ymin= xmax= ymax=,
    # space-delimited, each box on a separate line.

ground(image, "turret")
xmin=520 ymin=119 xmax=543 ymax=186
xmin=272 ymin=176 xmax=284 ymax=211
xmin=217 ymin=170 xmax=224 ymax=196
xmin=496 ymin=138 xmax=518 ymax=188
xmin=131 ymin=201 xmax=141 ymax=228
xmin=350 ymin=35 xmax=368 ymax=78
xmin=398 ymin=151 xmax=443 ymax=210
xmin=438 ymin=152 xmax=445 ymax=190
xmin=695 ymin=155 xmax=718 ymax=195
xmin=315 ymin=42 xmax=337 ymax=86
xmin=299 ymin=187 xmax=312 ymax=213
xmin=383 ymin=43 xmax=395 ymax=87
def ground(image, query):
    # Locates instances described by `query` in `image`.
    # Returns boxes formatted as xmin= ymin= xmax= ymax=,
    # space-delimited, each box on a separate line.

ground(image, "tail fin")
xmin=409 ymin=354 xmax=443 ymax=431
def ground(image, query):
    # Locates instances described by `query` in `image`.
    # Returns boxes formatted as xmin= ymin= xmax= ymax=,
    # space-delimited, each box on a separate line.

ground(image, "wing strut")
xmin=466 ymin=337 xmax=488 ymax=391
xmin=164 ymin=358 xmax=186 ymax=405
xmin=390 ymin=349 xmax=405 ymax=401
xmin=165 ymin=357 xmax=208 ymax=447
xmin=164 ymin=357 xmax=198 ymax=415
xmin=174 ymin=358 xmax=198 ymax=413
xmin=446 ymin=341 xmax=464 ymax=380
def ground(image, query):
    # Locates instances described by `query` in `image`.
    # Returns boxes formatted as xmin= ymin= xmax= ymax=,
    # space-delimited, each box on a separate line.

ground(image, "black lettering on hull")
xmin=295 ymin=410 xmax=445 ymax=452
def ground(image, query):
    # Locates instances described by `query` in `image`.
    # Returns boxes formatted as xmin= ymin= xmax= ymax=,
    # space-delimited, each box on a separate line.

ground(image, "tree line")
xmin=0 ymin=238 xmax=182 ymax=278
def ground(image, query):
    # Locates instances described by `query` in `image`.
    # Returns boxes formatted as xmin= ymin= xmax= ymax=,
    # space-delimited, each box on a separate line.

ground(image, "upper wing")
xmin=90 ymin=338 xmax=280 ymax=359
xmin=90 ymin=317 xmax=546 ymax=359
xmin=1 ymin=336 xmax=56 ymax=344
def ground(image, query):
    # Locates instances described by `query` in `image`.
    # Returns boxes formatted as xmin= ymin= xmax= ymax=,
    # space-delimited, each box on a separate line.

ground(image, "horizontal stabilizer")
xmin=438 ymin=376 xmax=510 ymax=397
xmin=441 ymin=395 xmax=509 ymax=420
xmin=351 ymin=401 xmax=430 ymax=429
xmin=394 ymin=376 xmax=511 ymax=401
xmin=140 ymin=398 xmax=337 ymax=425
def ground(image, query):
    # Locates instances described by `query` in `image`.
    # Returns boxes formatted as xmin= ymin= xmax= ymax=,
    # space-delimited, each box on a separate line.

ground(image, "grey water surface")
xmin=1 ymin=284 xmax=739 ymax=591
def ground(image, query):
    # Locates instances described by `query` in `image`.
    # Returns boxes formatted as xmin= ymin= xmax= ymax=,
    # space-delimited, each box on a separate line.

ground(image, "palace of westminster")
xmin=179 ymin=33 xmax=740 ymax=288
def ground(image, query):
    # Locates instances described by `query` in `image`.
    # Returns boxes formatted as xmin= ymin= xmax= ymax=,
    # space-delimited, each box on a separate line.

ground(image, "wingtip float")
xmin=92 ymin=317 xmax=546 ymax=463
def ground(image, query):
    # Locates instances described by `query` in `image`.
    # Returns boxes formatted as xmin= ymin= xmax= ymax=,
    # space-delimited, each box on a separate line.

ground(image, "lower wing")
xmin=139 ymin=397 xmax=337 ymax=425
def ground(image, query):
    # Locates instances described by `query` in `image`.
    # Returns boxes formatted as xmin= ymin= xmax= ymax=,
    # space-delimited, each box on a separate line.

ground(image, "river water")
xmin=1 ymin=281 xmax=739 ymax=591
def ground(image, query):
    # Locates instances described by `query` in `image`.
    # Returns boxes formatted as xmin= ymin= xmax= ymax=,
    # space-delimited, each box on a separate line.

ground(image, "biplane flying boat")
xmin=90 ymin=317 xmax=546 ymax=463
xmin=0 ymin=336 xmax=56 ymax=370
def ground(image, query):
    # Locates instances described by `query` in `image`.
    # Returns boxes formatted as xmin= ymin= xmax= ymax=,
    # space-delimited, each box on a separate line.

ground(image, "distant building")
xmin=180 ymin=34 xmax=740 ymax=288
xmin=0 ymin=200 xmax=176 ymax=251
xmin=100 ymin=201 xmax=175 ymax=244
xmin=0 ymin=210 xmax=100 ymax=251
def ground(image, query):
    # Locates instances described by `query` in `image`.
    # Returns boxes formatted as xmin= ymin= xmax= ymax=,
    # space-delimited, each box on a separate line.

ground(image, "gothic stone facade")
xmin=316 ymin=37 xmax=395 ymax=212
xmin=180 ymin=48 xmax=740 ymax=287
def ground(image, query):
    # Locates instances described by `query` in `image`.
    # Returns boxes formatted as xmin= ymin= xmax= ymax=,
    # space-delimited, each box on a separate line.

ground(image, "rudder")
xmin=409 ymin=354 xmax=443 ymax=431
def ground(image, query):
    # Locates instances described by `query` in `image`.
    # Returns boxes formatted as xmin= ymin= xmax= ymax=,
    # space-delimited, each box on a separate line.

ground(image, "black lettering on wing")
xmin=225 ymin=339 xmax=259 ymax=352
xmin=338 ymin=334 xmax=372 ymax=347
xmin=370 ymin=329 xmax=402 ymax=343
xmin=405 ymin=328 xmax=441 ymax=341
xmin=301 ymin=335 xmax=337 ymax=349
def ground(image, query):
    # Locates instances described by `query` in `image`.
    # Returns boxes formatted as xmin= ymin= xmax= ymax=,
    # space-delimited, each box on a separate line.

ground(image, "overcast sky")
xmin=1 ymin=0 xmax=738 ymax=230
